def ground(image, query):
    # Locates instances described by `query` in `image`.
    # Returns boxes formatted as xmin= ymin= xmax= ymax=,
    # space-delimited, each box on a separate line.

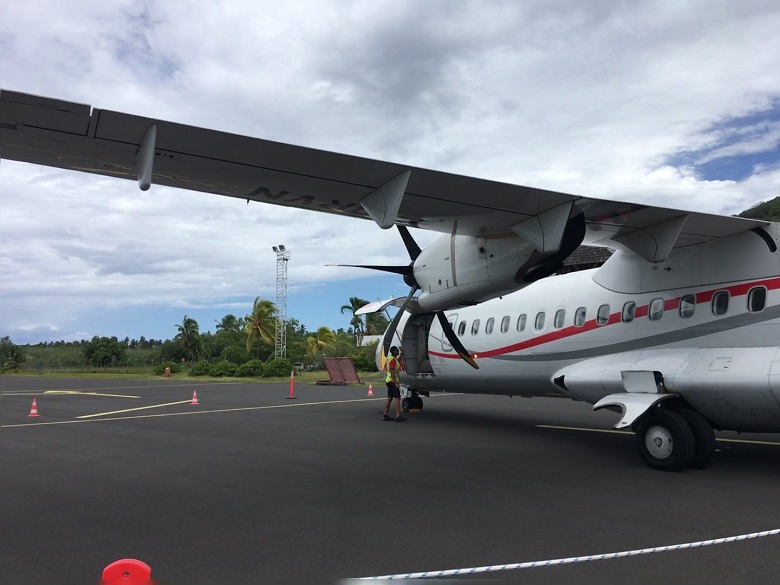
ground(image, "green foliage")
xmin=83 ymin=336 xmax=127 ymax=366
xmin=263 ymin=358 xmax=295 ymax=378
xmin=2 ymin=337 xmax=27 ymax=372
xmin=245 ymin=297 xmax=277 ymax=358
xmin=236 ymin=359 xmax=266 ymax=377
xmin=737 ymin=196 xmax=780 ymax=221
xmin=352 ymin=340 xmax=379 ymax=371
xmin=175 ymin=315 xmax=203 ymax=361
xmin=222 ymin=345 xmax=253 ymax=365
xmin=154 ymin=361 xmax=183 ymax=375
xmin=210 ymin=360 xmax=238 ymax=377
xmin=189 ymin=361 xmax=212 ymax=376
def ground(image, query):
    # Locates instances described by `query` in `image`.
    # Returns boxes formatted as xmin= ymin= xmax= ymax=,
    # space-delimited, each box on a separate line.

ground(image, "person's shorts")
xmin=386 ymin=382 xmax=400 ymax=398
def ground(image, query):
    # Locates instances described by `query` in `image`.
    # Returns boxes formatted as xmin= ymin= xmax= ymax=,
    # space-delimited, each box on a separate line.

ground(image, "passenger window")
xmin=574 ymin=307 xmax=586 ymax=327
xmin=748 ymin=287 xmax=767 ymax=312
xmin=500 ymin=316 xmax=510 ymax=333
xmin=622 ymin=301 xmax=636 ymax=323
xmin=486 ymin=317 xmax=495 ymax=334
xmin=517 ymin=314 xmax=527 ymax=331
xmin=471 ymin=319 xmax=480 ymax=335
xmin=597 ymin=304 xmax=610 ymax=326
xmin=712 ymin=291 xmax=729 ymax=315
xmin=679 ymin=295 xmax=695 ymax=318
xmin=649 ymin=298 xmax=664 ymax=321
xmin=554 ymin=309 xmax=565 ymax=329
xmin=458 ymin=321 xmax=466 ymax=336
xmin=535 ymin=312 xmax=545 ymax=330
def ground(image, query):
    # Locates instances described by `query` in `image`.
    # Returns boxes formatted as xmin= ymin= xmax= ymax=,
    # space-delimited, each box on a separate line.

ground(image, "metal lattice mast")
xmin=272 ymin=245 xmax=290 ymax=359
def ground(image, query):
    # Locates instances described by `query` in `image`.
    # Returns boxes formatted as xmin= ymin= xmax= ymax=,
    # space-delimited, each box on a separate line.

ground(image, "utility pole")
xmin=271 ymin=245 xmax=290 ymax=359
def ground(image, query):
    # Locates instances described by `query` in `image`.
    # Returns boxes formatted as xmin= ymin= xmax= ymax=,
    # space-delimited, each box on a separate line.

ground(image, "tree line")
xmin=1 ymin=296 xmax=389 ymax=375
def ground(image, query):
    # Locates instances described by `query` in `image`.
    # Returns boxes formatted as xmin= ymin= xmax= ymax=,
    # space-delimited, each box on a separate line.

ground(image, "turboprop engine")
xmin=337 ymin=208 xmax=585 ymax=369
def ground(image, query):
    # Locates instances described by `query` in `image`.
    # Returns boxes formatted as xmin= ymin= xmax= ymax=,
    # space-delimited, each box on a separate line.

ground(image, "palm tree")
xmin=245 ymin=297 xmax=277 ymax=358
xmin=340 ymin=296 xmax=369 ymax=345
xmin=3 ymin=344 xmax=27 ymax=372
xmin=215 ymin=314 xmax=241 ymax=333
xmin=306 ymin=326 xmax=337 ymax=357
xmin=175 ymin=315 xmax=202 ymax=362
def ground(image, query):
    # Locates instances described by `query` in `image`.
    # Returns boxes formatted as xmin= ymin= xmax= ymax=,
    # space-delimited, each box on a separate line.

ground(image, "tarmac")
xmin=2 ymin=375 xmax=780 ymax=584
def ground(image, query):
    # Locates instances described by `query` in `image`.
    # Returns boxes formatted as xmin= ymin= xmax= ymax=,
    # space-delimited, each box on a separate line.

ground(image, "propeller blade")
xmin=397 ymin=225 xmax=422 ymax=261
xmin=382 ymin=285 xmax=419 ymax=358
xmin=436 ymin=311 xmax=479 ymax=369
xmin=328 ymin=264 xmax=413 ymax=276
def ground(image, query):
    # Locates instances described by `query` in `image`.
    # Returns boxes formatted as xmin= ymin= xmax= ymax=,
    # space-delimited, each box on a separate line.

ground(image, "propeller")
xmin=340 ymin=225 xmax=480 ymax=369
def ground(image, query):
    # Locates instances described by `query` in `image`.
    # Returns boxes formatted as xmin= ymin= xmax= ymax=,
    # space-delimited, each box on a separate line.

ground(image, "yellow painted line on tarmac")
xmin=3 ymin=390 xmax=140 ymax=398
xmin=538 ymin=424 xmax=632 ymax=435
xmin=77 ymin=400 xmax=194 ymax=419
xmin=45 ymin=390 xmax=142 ymax=398
xmin=2 ymin=396 xmax=384 ymax=428
xmin=538 ymin=424 xmax=780 ymax=447
xmin=715 ymin=437 xmax=780 ymax=447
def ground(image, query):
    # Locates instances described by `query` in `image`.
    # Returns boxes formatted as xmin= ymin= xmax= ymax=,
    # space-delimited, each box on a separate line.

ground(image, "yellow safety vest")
xmin=385 ymin=356 xmax=399 ymax=383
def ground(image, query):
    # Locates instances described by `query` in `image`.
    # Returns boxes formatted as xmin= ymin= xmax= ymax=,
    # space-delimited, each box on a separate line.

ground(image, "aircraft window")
xmin=622 ymin=301 xmax=636 ymax=323
xmin=500 ymin=315 xmax=510 ymax=333
xmin=458 ymin=321 xmax=466 ymax=336
xmin=748 ymin=287 xmax=767 ymax=312
xmin=574 ymin=307 xmax=586 ymax=327
xmin=649 ymin=298 xmax=664 ymax=321
xmin=679 ymin=295 xmax=695 ymax=318
xmin=486 ymin=317 xmax=495 ymax=334
xmin=597 ymin=304 xmax=610 ymax=325
xmin=712 ymin=291 xmax=729 ymax=315
xmin=471 ymin=319 xmax=480 ymax=335
xmin=535 ymin=311 xmax=545 ymax=330
xmin=517 ymin=314 xmax=527 ymax=331
xmin=554 ymin=309 xmax=565 ymax=329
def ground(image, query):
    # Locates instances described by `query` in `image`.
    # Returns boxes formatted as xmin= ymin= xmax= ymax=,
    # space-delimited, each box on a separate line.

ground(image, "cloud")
xmin=2 ymin=0 xmax=780 ymax=342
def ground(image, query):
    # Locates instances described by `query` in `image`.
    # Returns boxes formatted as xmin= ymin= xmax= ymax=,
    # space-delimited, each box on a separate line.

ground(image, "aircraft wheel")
xmin=676 ymin=409 xmax=716 ymax=469
xmin=401 ymin=398 xmax=411 ymax=412
xmin=412 ymin=396 xmax=424 ymax=410
xmin=635 ymin=409 xmax=695 ymax=472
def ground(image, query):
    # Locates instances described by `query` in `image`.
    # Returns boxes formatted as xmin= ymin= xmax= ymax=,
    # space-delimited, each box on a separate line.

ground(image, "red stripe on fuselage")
xmin=429 ymin=276 xmax=780 ymax=360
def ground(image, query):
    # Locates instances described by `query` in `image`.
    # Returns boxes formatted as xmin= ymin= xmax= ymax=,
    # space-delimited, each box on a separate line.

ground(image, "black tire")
xmin=412 ymin=396 xmax=424 ymax=410
xmin=401 ymin=398 xmax=411 ymax=412
xmin=676 ymin=409 xmax=716 ymax=469
xmin=635 ymin=409 xmax=695 ymax=472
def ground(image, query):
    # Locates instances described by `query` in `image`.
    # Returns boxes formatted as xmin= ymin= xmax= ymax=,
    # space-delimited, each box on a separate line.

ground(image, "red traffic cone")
xmin=28 ymin=398 xmax=40 ymax=417
xmin=367 ymin=383 xmax=374 ymax=397
xmin=287 ymin=370 xmax=297 ymax=400
xmin=191 ymin=389 xmax=199 ymax=405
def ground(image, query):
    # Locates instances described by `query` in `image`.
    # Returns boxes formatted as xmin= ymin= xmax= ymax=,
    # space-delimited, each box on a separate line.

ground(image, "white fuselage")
xmin=390 ymin=227 xmax=780 ymax=432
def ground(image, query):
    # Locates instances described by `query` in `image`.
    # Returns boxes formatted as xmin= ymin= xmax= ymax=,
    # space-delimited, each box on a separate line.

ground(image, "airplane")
xmin=2 ymin=88 xmax=779 ymax=472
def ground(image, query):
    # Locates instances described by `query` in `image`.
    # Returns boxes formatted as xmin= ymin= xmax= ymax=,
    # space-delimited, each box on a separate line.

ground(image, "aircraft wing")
xmin=0 ymin=89 xmax=768 ymax=260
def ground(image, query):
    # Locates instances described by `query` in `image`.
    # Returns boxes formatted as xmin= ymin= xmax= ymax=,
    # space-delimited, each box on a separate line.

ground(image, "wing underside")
xmin=0 ymin=89 xmax=767 ymax=259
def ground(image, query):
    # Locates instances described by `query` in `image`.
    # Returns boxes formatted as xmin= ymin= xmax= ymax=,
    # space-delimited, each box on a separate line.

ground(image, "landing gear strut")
xmin=634 ymin=407 xmax=715 ymax=471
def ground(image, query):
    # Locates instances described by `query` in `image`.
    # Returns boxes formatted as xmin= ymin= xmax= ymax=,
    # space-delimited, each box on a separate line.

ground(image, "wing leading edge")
xmin=0 ymin=89 xmax=767 ymax=261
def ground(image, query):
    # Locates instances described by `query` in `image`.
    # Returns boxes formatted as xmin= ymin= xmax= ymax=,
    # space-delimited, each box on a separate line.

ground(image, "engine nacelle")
xmin=412 ymin=234 xmax=535 ymax=312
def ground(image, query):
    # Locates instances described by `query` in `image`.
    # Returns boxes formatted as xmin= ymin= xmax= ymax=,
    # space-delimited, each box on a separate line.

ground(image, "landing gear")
xmin=676 ymin=409 xmax=716 ymax=469
xmin=634 ymin=407 xmax=715 ymax=471
xmin=400 ymin=389 xmax=425 ymax=412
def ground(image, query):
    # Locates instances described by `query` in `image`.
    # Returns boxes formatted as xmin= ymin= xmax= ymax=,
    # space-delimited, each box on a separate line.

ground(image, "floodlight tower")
xmin=271 ymin=245 xmax=291 ymax=359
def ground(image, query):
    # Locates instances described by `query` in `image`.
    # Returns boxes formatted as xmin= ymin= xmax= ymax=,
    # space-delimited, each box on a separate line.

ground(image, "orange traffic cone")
xmin=367 ymin=383 xmax=374 ymax=397
xmin=28 ymin=398 xmax=40 ymax=417
xmin=191 ymin=389 xmax=199 ymax=405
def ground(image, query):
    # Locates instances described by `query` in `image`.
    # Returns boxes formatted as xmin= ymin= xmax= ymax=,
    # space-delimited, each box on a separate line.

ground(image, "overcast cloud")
xmin=2 ymin=0 xmax=780 ymax=344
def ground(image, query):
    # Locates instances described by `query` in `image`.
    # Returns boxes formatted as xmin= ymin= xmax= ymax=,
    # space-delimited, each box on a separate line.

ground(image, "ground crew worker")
xmin=382 ymin=346 xmax=407 ymax=422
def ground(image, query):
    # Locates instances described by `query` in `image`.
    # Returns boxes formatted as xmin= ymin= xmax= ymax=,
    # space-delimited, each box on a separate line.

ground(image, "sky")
xmin=2 ymin=0 xmax=780 ymax=345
